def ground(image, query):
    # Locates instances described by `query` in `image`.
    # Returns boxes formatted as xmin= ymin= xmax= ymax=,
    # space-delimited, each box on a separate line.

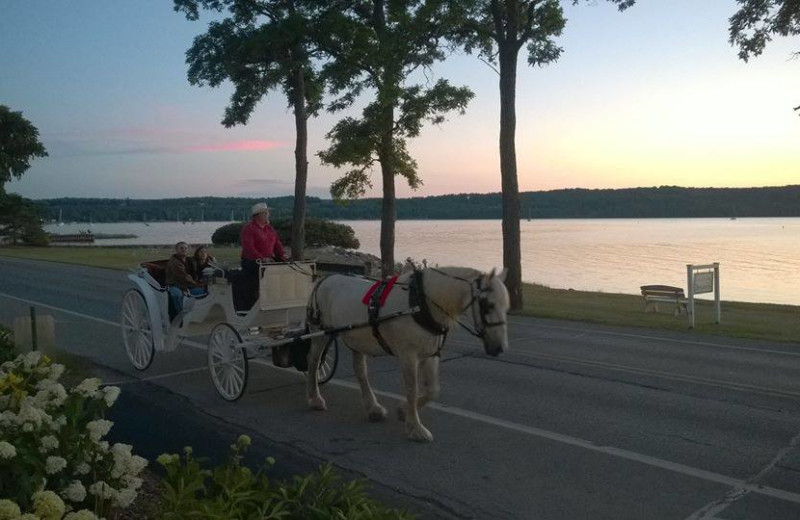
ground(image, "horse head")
xmin=473 ymin=268 xmax=510 ymax=357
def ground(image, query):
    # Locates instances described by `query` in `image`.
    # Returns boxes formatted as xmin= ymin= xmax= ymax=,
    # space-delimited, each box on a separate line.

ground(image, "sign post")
xmin=686 ymin=263 xmax=720 ymax=328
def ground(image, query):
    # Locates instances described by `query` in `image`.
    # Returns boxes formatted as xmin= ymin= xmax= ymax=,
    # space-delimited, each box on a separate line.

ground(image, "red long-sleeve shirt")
xmin=240 ymin=220 xmax=286 ymax=262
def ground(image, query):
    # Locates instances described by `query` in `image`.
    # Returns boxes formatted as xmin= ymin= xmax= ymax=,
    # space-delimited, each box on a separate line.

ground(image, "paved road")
xmin=2 ymin=256 xmax=800 ymax=519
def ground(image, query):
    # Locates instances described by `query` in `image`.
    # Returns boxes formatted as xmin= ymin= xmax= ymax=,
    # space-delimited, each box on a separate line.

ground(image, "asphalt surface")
xmin=1 ymin=256 xmax=800 ymax=519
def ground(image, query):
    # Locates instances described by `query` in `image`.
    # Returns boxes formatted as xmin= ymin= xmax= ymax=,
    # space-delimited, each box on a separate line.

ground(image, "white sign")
xmin=693 ymin=272 xmax=714 ymax=294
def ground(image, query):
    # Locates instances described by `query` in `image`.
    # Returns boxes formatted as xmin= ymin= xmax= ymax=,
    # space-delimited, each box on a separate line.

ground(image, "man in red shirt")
xmin=239 ymin=202 xmax=286 ymax=308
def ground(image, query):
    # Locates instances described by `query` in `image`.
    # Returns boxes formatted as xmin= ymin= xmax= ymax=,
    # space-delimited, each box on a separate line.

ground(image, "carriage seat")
xmin=141 ymin=260 xmax=169 ymax=288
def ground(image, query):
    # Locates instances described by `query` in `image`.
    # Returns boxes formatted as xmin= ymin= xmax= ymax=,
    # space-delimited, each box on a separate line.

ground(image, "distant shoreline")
xmin=32 ymin=185 xmax=800 ymax=222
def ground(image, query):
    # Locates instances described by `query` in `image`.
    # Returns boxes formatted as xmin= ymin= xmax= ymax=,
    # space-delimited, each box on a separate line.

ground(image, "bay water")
xmin=45 ymin=218 xmax=800 ymax=306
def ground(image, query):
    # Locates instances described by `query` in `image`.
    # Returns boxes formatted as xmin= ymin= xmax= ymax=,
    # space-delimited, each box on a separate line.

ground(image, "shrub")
xmin=0 ymin=352 xmax=147 ymax=518
xmin=210 ymin=222 xmax=243 ymax=246
xmin=157 ymin=435 xmax=414 ymax=519
xmin=212 ymin=219 xmax=360 ymax=249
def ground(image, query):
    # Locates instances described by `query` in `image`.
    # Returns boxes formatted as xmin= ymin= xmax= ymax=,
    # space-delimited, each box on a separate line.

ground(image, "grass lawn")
xmin=2 ymin=245 xmax=798 ymax=344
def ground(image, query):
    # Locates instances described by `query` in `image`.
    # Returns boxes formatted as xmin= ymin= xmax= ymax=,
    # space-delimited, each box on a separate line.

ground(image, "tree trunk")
xmin=290 ymin=65 xmax=308 ymax=260
xmin=498 ymin=44 xmax=523 ymax=311
xmin=378 ymin=104 xmax=396 ymax=277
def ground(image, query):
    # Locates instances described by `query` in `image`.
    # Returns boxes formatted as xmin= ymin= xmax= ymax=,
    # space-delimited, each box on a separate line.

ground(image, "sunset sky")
xmin=1 ymin=0 xmax=797 ymax=200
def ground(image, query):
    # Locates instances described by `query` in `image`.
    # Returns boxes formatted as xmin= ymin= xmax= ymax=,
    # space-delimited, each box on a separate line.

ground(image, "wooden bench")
xmin=640 ymin=285 xmax=688 ymax=315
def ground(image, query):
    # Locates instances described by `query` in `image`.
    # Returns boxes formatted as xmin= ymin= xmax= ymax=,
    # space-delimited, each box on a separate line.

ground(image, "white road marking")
xmin=3 ymin=292 xmax=800 ymax=505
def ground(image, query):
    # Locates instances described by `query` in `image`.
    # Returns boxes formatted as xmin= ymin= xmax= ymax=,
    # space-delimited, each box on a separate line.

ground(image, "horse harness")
xmin=367 ymin=270 xmax=449 ymax=357
xmin=308 ymin=268 xmax=505 ymax=358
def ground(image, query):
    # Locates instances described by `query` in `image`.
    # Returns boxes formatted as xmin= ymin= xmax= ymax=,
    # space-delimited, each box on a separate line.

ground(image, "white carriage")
xmin=120 ymin=260 xmax=338 ymax=401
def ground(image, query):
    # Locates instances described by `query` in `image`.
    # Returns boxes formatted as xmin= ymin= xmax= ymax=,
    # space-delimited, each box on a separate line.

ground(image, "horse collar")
xmin=409 ymin=270 xmax=449 ymax=338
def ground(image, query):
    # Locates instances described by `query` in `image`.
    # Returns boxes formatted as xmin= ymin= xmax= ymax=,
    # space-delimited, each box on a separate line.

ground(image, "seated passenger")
xmin=165 ymin=241 xmax=206 ymax=321
xmin=188 ymin=245 xmax=216 ymax=282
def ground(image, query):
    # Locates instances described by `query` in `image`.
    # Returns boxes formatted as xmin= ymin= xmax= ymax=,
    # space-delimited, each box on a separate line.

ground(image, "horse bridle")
xmin=427 ymin=268 xmax=507 ymax=339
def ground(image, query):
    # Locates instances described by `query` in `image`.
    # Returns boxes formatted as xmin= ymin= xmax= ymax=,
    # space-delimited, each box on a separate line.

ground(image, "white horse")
xmin=306 ymin=266 xmax=510 ymax=442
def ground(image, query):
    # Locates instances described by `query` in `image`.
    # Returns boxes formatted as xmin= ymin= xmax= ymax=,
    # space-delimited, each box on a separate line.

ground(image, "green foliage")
xmin=0 ymin=105 xmax=48 ymax=189
xmin=0 ymin=352 xmax=147 ymax=518
xmin=728 ymin=0 xmax=800 ymax=62
xmin=157 ymin=435 xmax=414 ymax=519
xmin=174 ymin=0 xmax=324 ymax=126
xmin=211 ymin=218 xmax=360 ymax=249
xmin=0 ymin=192 xmax=49 ymax=245
xmin=211 ymin=222 xmax=244 ymax=246
xmin=317 ymin=1 xmax=474 ymax=200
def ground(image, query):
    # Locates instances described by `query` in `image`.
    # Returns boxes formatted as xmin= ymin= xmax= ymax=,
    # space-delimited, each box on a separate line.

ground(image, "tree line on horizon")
xmin=36 ymin=185 xmax=800 ymax=222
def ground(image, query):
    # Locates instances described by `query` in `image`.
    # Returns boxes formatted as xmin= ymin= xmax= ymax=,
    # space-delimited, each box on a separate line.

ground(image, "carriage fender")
xmin=127 ymin=273 xmax=166 ymax=352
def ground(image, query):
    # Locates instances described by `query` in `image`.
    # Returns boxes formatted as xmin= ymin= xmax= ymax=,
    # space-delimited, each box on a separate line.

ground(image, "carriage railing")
xmin=258 ymin=261 xmax=316 ymax=311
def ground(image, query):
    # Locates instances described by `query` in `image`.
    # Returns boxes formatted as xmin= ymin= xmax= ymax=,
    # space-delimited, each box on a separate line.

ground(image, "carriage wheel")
xmin=208 ymin=323 xmax=249 ymax=401
xmin=317 ymin=336 xmax=339 ymax=386
xmin=121 ymin=289 xmax=155 ymax=371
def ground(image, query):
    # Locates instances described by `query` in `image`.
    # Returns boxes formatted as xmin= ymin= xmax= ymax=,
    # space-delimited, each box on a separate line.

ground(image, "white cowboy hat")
xmin=251 ymin=202 xmax=270 ymax=216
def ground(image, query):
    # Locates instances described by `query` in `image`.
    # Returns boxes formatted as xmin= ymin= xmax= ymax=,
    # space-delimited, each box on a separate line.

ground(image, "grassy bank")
xmin=1 ymin=246 xmax=798 ymax=344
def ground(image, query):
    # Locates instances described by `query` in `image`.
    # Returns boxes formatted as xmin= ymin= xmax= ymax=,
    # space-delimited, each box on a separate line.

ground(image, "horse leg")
xmin=399 ymin=353 xmax=433 ymax=442
xmin=306 ymin=336 xmax=327 ymax=411
xmin=353 ymin=351 xmax=387 ymax=422
xmin=397 ymin=355 xmax=440 ymax=421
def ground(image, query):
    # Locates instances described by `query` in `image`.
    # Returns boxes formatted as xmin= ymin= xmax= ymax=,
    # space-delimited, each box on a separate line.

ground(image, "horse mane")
xmin=420 ymin=266 xmax=484 ymax=323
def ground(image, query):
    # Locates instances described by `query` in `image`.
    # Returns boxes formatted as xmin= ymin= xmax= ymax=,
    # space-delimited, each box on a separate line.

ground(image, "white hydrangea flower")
xmin=64 ymin=510 xmax=99 ymax=520
xmin=121 ymin=475 xmax=143 ymax=490
xmin=18 ymin=398 xmax=52 ymax=429
xmin=22 ymin=422 xmax=34 ymax=432
xmin=32 ymin=490 xmax=66 ymax=520
xmin=22 ymin=351 xmax=43 ymax=369
xmin=40 ymin=435 xmax=59 ymax=452
xmin=238 ymin=434 xmax=252 ymax=447
xmin=0 ymin=410 xmax=15 ymax=427
xmin=88 ymin=481 xmax=116 ymax=500
xmin=73 ymin=378 xmax=102 ymax=397
xmin=0 ymin=441 xmax=16 ymax=460
xmin=115 ymin=488 xmax=138 ymax=509
xmin=19 ymin=514 xmax=40 ymax=520
xmin=0 ymin=498 xmax=21 ymax=519
xmin=86 ymin=419 xmax=113 ymax=442
xmin=45 ymin=455 xmax=68 ymax=474
xmin=47 ymin=363 xmax=65 ymax=381
xmin=129 ymin=454 xmax=148 ymax=476
xmin=61 ymin=480 xmax=87 ymax=503
xmin=156 ymin=453 xmax=179 ymax=466
xmin=51 ymin=415 xmax=67 ymax=431
xmin=75 ymin=462 xmax=91 ymax=475
xmin=102 ymin=386 xmax=121 ymax=407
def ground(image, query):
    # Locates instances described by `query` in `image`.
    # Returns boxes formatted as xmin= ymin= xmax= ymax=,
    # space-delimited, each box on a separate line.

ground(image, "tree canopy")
xmin=174 ymin=0 xmax=326 ymax=259
xmin=0 ymin=105 xmax=48 ymax=192
xmin=316 ymin=0 xmax=474 ymax=274
xmin=728 ymin=0 xmax=799 ymax=113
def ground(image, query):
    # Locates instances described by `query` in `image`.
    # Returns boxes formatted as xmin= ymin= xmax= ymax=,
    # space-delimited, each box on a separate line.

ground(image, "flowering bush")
xmin=0 ymin=351 xmax=147 ymax=519
xmin=157 ymin=435 xmax=414 ymax=519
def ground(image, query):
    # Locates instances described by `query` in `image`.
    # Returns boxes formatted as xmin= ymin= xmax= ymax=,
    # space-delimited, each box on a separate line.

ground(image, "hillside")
xmin=35 ymin=185 xmax=800 ymax=223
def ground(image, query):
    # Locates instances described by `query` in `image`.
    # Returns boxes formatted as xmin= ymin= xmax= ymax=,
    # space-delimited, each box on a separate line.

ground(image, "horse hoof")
xmin=308 ymin=397 xmax=327 ymax=411
xmin=407 ymin=425 xmax=433 ymax=443
xmin=396 ymin=407 xmax=406 ymax=422
xmin=368 ymin=404 xmax=388 ymax=422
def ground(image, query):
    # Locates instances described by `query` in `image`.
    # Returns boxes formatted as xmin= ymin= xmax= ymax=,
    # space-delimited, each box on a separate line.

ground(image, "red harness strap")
xmin=361 ymin=275 xmax=398 ymax=306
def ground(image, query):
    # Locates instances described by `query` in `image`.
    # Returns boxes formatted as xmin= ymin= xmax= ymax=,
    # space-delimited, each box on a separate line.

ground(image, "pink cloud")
xmin=187 ymin=140 xmax=287 ymax=152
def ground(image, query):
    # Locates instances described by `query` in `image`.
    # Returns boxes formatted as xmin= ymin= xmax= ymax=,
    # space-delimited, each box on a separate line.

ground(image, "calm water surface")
xmin=45 ymin=218 xmax=800 ymax=305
